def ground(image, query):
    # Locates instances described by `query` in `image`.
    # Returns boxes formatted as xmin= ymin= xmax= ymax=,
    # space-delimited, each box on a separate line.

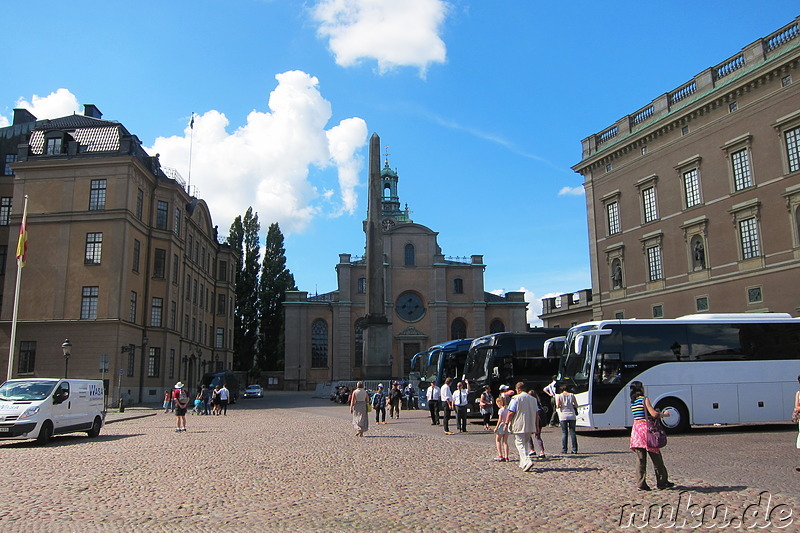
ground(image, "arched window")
xmin=490 ymin=319 xmax=505 ymax=333
xmin=311 ymin=319 xmax=328 ymax=368
xmin=451 ymin=318 xmax=467 ymax=340
xmin=354 ymin=319 xmax=364 ymax=367
xmin=404 ymin=243 xmax=415 ymax=266
xmin=453 ymin=278 xmax=464 ymax=294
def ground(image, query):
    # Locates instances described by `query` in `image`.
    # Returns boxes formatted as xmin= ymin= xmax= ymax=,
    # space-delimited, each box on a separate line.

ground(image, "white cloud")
xmin=14 ymin=88 xmax=80 ymax=120
xmin=150 ymin=71 xmax=368 ymax=234
xmin=558 ymin=186 xmax=584 ymax=196
xmin=312 ymin=0 xmax=448 ymax=76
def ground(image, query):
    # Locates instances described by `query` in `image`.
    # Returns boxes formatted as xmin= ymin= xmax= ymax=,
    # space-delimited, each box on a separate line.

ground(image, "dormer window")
xmin=45 ymin=135 xmax=63 ymax=155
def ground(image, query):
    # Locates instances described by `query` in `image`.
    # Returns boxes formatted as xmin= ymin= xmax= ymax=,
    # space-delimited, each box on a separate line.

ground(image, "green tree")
xmin=228 ymin=207 xmax=261 ymax=371
xmin=258 ymin=223 xmax=296 ymax=371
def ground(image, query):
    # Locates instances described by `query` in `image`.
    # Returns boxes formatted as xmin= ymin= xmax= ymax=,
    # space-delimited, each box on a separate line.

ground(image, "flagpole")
xmin=7 ymin=195 xmax=28 ymax=381
xmin=188 ymin=112 xmax=194 ymax=195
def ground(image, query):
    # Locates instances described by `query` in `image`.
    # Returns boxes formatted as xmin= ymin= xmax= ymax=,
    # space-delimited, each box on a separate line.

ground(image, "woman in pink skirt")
xmin=629 ymin=381 xmax=674 ymax=491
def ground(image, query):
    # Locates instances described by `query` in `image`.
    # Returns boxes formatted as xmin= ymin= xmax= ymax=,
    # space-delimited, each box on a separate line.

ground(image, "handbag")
xmin=792 ymin=410 xmax=800 ymax=424
xmin=366 ymin=399 xmax=372 ymax=413
xmin=645 ymin=415 xmax=667 ymax=449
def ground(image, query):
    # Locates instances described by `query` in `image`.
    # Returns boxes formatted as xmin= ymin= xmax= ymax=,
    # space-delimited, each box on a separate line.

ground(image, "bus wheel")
xmin=36 ymin=421 xmax=53 ymax=445
xmin=655 ymin=398 xmax=689 ymax=433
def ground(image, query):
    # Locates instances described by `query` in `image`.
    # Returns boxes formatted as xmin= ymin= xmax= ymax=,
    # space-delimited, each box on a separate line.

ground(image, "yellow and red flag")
xmin=16 ymin=199 xmax=27 ymax=268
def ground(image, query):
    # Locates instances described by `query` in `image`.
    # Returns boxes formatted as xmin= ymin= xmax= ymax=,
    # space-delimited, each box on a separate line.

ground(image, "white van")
xmin=0 ymin=378 xmax=105 ymax=444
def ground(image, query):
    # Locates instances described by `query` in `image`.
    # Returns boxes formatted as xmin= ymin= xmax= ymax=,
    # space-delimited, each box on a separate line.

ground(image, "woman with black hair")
xmin=629 ymin=381 xmax=674 ymax=491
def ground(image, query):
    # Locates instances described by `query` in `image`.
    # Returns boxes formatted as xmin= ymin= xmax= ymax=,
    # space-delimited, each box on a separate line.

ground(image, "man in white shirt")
xmin=218 ymin=384 xmax=230 ymax=416
xmin=426 ymin=381 xmax=441 ymax=425
xmin=453 ymin=381 xmax=469 ymax=432
xmin=506 ymin=381 xmax=541 ymax=472
xmin=441 ymin=377 xmax=454 ymax=435
xmin=543 ymin=376 xmax=559 ymax=427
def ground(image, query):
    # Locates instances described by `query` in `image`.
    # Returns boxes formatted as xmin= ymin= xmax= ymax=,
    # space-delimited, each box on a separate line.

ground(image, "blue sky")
xmin=3 ymin=1 xmax=797 ymax=324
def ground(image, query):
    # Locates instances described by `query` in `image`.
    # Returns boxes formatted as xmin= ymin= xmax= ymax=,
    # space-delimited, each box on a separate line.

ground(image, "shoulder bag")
xmin=645 ymin=414 xmax=667 ymax=449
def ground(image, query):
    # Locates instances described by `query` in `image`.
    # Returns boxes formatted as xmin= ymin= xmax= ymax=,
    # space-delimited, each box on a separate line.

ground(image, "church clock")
xmin=382 ymin=218 xmax=396 ymax=231
xmin=396 ymin=291 xmax=425 ymax=322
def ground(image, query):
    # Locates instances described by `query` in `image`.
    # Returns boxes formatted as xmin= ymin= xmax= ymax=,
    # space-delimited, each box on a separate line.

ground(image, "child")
xmin=493 ymin=395 xmax=510 ymax=462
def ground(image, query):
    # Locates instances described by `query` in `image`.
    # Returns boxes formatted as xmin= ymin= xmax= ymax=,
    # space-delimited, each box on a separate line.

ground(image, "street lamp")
xmin=61 ymin=339 xmax=72 ymax=379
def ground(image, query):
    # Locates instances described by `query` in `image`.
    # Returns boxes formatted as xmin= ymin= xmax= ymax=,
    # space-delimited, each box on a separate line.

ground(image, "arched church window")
xmin=354 ymin=319 xmax=364 ymax=367
xmin=454 ymin=278 xmax=464 ymax=294
xmin=490 ymin=319 xmax=505 ymax=333
xmin=311 ymin=319 xmax=328 ymax=368
xmin=404 ymin=243 xmax=415 ymax=266
xmin=451 ymin=318 xmax=467 ymax=340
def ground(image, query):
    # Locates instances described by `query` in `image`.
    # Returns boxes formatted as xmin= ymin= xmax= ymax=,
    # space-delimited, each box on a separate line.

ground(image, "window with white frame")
xmin=4 ymin=154 xmax=16 ymax=176
xmin=84 ymin=232 xmax=103 ymax=264
xmin=311 ymin=319 xmax=328 ymax=368
xmin=147 ymin=348 xmax=160 ymax=378
xmin=0 ymin=197 xmax=11 ymax=226
xmin=731 ymin=148 xmax=753 ymax=191
xmin=738 ymin=217 xmax=761 ymax=259
xmin=642 ymin=186 xmax=658 ymax=223
xmin=151 ymin=297 xmax=163 ymax=327
xmin=130 ymin=291 xmax=137 ymax=322
xmin=607 ymin=201 xmax=620 ymax=235
xmin=646 ymin=245 xmax=663 ymax=281
xmin=89 ymin=179 xmax=106 ymax=210
xmin=156 ymin=200 xmax=168 ymax=229
xmin=786 ymin=125 xmax=800 ymax=173
xmin=81 ymin=286 xmax=99 ymax=319
xmin=683 ymin=168 xmax=702 ymax=208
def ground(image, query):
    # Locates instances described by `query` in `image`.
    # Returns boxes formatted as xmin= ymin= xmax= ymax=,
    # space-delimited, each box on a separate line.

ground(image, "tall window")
xmin=156 ymin=200 xmax=168 ymax=229
xmin=151 ymin=297 xmax=163 ymax=327
xmin=169 ymin=349 xmax=175 ymax=379
xmin=126 ymin=345 xmax=135 ymax=377
xmin=683 ymin=168 xmax=701 ymax=208
xmin=153 ymin=248 xmax=166 ymax=278
xmin=172 ymin=254 xmax=179 ymax=283
xmin=646 ymin=245 xmax=663 ymax=281
xmin=404 ymin=243 xmax=415 ymax=266
xmin=217 ymin=294 xmax=226 ymax=315
xmin=129 ymin=291 xmax=137 ymax=322
xmin=147 ymin=348 xmax=161 ymax=378
xmin=218 ymin=260 xmax=228 ymax=282
xmin=0 ymin=197 xmax=11 ymax=225
xmin=0 ymin=245 xmax=7 ymax=276
xmin=18 ymin=341 xmax=36 ymax=374
xmin=607 ymin=201 xmax=620 ymax=235
xmin=451 ymin=318 xmax=467 ymax=340
xmin=453 ymin=278 xmax=464 ymax=294
xmin=89 ymin=179 xmax=106 ymax=210
xmin=81 ymin=286 xmax=99 ymax=319
xmin=642 ymin=187 xmax=658 ymax=223
xmin=136 ymin=188 xmax=143 ymax=220
xmin=133 ymin=239 xmax=140 ymax=272
xmin=170 ymin=301 xmax=177 ymax=329
xmin=174 ymin=208 xmax=181 ymax=235
xmin=731 ymin=149 xmax=753 ymax=190
xmin=311 ymin=319 xmax=328 ymax=368
xmin=84 ymin=232 xmax=103 ymax=264
xmin=216 ymin=327 xmax=225 ymax=348
xmin=739 ymin=217 xmax=761 ymax=259
xmin=786 ymin=126 xmax=800 ymax=173
xmin=357 ymin=277 xmax=366 ymax=294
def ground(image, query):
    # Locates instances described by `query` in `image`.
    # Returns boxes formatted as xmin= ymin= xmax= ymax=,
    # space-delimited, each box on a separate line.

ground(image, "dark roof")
xmin=484 ymin=292 xmax=508 ymax=302
xmin=36 ymin=114 xmax=121 ymax=131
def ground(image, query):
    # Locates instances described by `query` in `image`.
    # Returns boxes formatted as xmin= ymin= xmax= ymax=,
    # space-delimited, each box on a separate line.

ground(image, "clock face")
xmin=382 ymin=218 xmax=395 ymax=231
xmin=396 ymin=291 xmax=425 ymax=322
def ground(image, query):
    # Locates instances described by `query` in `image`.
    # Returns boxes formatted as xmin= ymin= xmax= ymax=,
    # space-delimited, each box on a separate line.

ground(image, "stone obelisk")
xmin=362 ymin=132 xmax=391 ymax=379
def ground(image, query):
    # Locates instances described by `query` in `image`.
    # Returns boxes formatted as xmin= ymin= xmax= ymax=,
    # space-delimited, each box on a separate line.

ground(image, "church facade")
xmin=283 ymin=150 xmax=527 ymax=390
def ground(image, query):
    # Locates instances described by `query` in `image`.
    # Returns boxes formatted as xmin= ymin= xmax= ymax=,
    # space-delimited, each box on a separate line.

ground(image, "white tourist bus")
xmin=552 ymin=313 xmax=800 ymax=432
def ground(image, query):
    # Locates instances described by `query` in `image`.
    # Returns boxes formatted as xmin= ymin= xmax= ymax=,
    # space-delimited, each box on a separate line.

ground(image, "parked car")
xmin=242 ymin=384 xmax=263 ymax=398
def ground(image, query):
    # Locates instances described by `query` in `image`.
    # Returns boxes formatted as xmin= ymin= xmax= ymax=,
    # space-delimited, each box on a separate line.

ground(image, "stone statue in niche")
xmin=611 ymin=260 xmax=623 ymax=289
xmin=693 ymin=239 xmax=706 ymax=270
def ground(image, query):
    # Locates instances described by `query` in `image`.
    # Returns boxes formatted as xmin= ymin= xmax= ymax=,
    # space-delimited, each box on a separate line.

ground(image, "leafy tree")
xmin=228 ymin=207 xmax=260 ymax=371
xmin=258 ymin=223 xmax=297 ymax=370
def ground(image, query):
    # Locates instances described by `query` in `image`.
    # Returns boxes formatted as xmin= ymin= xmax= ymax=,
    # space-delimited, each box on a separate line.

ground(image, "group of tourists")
xmin=164 ymin=381 xmax=231 ymax=433
xmin=350 ymin=377 xmax=679 ymax=491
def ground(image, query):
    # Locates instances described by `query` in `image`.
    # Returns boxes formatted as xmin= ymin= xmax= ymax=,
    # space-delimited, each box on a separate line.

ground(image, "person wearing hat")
xmin=389 ymin=381 xmax=403 ymax=419
xmin=172 ymin=382 xmax=190 ymax=432
xmin=372 ymin=384 xmax=386 ymax=424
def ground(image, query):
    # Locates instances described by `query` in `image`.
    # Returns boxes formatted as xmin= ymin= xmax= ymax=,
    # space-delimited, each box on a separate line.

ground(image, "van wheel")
xmin=87 ymin=417 xmax=102 ymax=438
xmin=655 ymin=398 xmax=690 ymax=433
xmin=36 ymin=421 xmax=53 ymax=445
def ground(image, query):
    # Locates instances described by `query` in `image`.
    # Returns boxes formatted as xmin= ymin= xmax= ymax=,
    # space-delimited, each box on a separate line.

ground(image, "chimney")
xmin=83 ymin=104 xmax=103 ymax=119
xmin=12 ymin=108 xmax=36 ymax=125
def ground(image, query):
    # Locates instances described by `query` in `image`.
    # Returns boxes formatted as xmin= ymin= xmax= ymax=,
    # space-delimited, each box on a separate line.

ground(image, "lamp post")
xmin=61 ymin=339 xmax=72 ymax=379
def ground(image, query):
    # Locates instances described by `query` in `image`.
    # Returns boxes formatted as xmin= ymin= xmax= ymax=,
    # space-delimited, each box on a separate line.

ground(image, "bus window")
xmin=596 ymin=353 xmax=622 ymax=384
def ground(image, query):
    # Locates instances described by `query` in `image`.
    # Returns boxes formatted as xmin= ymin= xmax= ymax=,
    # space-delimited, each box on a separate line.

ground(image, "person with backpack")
xmin=172 ymin=382 xmax=190 ymax=432
xmin=372 ymin=384 xmax=386 ymax=424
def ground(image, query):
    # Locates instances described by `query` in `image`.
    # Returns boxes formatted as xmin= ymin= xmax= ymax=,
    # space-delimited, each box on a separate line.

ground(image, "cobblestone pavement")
xmin=0 ymin=392 xmax=798 ymax=532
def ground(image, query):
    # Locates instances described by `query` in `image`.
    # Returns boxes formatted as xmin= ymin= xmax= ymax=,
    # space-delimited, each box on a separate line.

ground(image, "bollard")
xmin=118 ymin=397 xmax=125 ymax=413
